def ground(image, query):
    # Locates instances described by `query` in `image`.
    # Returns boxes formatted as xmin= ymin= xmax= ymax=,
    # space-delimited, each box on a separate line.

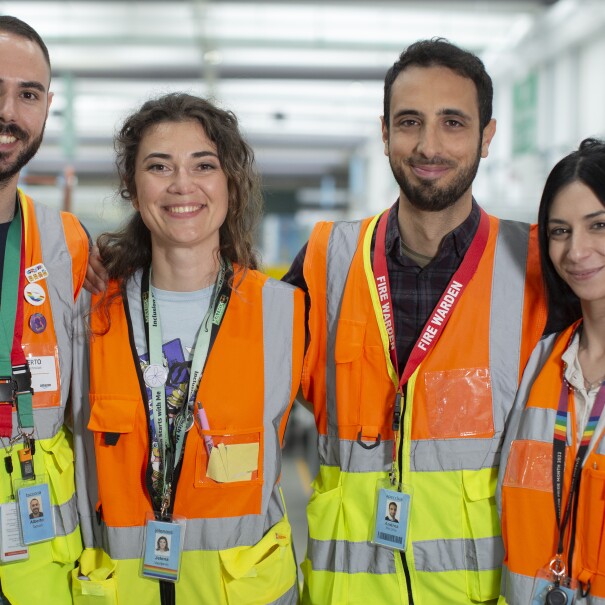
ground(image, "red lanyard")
xmin=372 ymin=204 xmax=490 ymax=392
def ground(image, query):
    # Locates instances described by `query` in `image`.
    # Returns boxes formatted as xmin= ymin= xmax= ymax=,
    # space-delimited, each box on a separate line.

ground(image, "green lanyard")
xmin=142 ymin=259 xmax=232 ymax=515
xmin=0 ymin=201 xmax=33 ymax=434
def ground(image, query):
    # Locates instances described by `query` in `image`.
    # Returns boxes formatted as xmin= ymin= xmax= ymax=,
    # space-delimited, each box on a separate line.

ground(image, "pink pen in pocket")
xmin=196 ymin=401 xmax=214 ymax=455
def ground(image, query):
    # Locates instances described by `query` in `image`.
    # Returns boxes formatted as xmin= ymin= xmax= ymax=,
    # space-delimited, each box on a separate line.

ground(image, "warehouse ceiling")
xmin=2 ymin=0 xmax=559 ymax=192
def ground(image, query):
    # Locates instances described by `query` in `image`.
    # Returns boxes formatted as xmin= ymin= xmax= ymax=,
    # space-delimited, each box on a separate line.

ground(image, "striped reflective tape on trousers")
xmin=104 ymin=506 xmax=287 ymax=559
xmin=307 ymin=535 xmax=502 ymax=574
xmin=318 ymin=433 xmax=501 ymax=472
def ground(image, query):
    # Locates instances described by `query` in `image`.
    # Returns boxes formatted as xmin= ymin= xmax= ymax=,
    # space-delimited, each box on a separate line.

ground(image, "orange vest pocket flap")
xmin=334 ymin=319 xmax=365 ymax=363
xmin=88 ymin=395 xmax=140 ymax=433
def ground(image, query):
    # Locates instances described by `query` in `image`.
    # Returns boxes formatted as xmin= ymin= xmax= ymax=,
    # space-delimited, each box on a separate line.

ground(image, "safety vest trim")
xmin=318 ymin=434 xmax=391 ymax=472
xmin=307 ymin=538 xmax=396 ymax=574
xmin=516 ymin=406 xmax=557 ymax=442
xmin=53 ymin=492 xmax=79 ymax=537
xmin=326 ymin=220 xmax=363 ymax=448
xmin=413 ymin=537 xmax=504 ymax=572
xmin=104 ymin=494 xmax=288 ymax=559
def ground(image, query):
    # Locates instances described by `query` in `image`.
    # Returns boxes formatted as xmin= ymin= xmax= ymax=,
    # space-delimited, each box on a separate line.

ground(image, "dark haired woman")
xmin=498 ymin=138 xmax=605 ymax=604
xmin=75 ymin=93 xmax=304 ymax=605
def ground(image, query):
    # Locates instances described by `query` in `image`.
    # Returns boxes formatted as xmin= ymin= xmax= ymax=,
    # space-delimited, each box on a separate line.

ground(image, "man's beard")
xmin=390 ymin=142 xmax=482 ymax=212
xmin=0 ymin=123 xmax=45 ymax=185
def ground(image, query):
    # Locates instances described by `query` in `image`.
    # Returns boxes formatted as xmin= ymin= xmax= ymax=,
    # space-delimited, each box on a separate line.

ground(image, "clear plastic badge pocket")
xmin=141 ymin=512 xmax=186 ymax=583
xmin=530 ymin=566 xmax=578 ymax=605
xmin=370 ymin=478 xmax=412 ymax=551
xmin=23 ymin=342 xmax=61 ymax=409
xmin=195 ymin=427 xmax=262 ymax=486
xmin=14 ymin=474 xmax=55 ymax=545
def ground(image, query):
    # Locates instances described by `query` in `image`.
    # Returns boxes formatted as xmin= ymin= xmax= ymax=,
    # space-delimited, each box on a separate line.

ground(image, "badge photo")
xmin=17 ymin=482 xmax=55 ymax=544
xmin=372 ymin=483 xmax=412 ymax=551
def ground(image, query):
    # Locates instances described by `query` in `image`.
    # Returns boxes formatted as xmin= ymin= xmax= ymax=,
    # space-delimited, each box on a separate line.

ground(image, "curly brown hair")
xmin=97 ymin=93 xmax=262 ymax=281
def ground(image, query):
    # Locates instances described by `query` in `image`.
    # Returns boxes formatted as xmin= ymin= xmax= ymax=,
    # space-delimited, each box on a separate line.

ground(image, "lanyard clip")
xmin=160 ymin=484 xmax=172 ymax=519
xmin=549 ymin=555 xmax=566 ymax=580
xmin=12 ymin=364 xmax=32 ymax=396
xmin=0 ymin=378 xmax=15 ymax=403
xmin=392 ymin=392 xmax=403 ymax=432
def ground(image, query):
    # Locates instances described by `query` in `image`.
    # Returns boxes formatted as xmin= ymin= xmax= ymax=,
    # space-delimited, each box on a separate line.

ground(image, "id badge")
xmin=531 ymin=566 xmax=577 ymax=604
xmin=371 ymin=479 xmax=412 ymax=551
xmin=15 ymin=479 xmax=55 ymax=545
xmin=0 ymin=502 xmax=29 ymax=562
xmin=141 ymin=513 xmax=186 ymax=583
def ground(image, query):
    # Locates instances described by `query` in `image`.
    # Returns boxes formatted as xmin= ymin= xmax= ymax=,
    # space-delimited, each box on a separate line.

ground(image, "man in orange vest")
xmin=282 ymin=39 xmax=547 ymax=604
xmin=0 ymin=16 xmax=89 ymax=604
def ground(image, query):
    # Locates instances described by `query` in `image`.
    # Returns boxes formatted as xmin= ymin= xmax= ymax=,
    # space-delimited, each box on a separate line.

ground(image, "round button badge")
xmin=143 ymin=364 xmax=169 ymax=388
xmin=23 ymin=283 xmax=46 ymax=306
xmin=28 ymin=313 xmax=47 ymax=334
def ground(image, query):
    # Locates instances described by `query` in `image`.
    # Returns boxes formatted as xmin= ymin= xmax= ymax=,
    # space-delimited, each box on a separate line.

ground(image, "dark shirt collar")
xmin=384 ymin=198 xmax=481 ymax=265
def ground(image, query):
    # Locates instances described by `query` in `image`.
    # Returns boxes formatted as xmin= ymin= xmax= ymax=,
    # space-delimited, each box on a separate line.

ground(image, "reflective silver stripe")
xmin=29 ymin=203 xmax=76 ymax=440
xmin=325 ymin=221 xmax=362 ymax=460
xmin=410 ymin=437 xmax=500 ymax=472
xmin=596 ymin=439 xmax=605 ymax=455
xmin=268 ymin=582 xmax=299 ymax=605
xmin=104 ymin=500 xmax=286 ymax=559
xmin=262 ymin=278 xmax=295 ymax=512
xmin=307 ymin=537 xmax=396 ymax=574
xmin=318 ymin=434 xmax=392 ymax=472
xmin=307 ymin=536 xmax=502 ymax=576
xmin=52 ymin=492 xmax=79 ymax=537
xmin=490 ymin=220 xmax=529 ymax=436
xmin=517 ymin=406 xmax=557 ymax=442
xmin=413 ymin=536 xmax=503 ymax=572
xmin=501 ymin=564 xmax=536 ymax=605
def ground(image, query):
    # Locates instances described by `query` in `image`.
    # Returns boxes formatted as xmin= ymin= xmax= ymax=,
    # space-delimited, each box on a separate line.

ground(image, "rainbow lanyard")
xmin=552 ymin=340 xmax=605 ymax=558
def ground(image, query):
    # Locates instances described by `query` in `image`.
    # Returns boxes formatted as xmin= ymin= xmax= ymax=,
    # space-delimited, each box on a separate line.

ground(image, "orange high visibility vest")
xmin=301 ymin=212 xmax=547 ymax=604
xmin=500 ymin=322 xmax=605 ymax=604
xmin=0 ymin=190 xmax=88 ymax=605
xmin=84 ymin=269 xmax=305 ymax=604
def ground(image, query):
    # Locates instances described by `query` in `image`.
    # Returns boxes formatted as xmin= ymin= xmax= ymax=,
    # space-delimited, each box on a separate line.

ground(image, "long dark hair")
xmin=538 ymin=138 xmax=605 ymax=332
xmin=97 ymin=93 xmax=262 ymax=282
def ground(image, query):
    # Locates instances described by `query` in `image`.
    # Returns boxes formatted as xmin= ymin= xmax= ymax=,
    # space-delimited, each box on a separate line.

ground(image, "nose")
xmin=415 ymin=123 xmax=441 ymax=159
xmin=567 ymin=231 xmax=591 ymax=262
xmin=0 ymin=92 xmax=17 ymax=124
xmin=167 ymin=168 xmax=196 ymax=194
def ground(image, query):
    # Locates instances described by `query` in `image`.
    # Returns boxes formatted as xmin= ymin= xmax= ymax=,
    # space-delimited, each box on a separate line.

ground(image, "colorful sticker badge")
xmin=24 ymin=263 xmax=49 ymax=284
xmin=23 ymin=283 xmax=46 ymax=307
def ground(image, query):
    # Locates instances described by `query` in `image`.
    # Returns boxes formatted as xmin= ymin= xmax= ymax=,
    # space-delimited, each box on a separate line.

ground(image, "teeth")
xmin=168 ymin=205 xmax=201 ymax=214
xmin=0 ymin=135 xmax=16 ymax=144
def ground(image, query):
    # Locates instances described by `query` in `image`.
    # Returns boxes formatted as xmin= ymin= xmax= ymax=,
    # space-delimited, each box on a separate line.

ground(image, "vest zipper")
xmin=397 ymin=389 xmax=414 ymax=605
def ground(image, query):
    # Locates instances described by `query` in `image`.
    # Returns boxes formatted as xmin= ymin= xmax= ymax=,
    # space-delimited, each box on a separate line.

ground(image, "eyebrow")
xmin=20 ymin=80 xmax=46 ymax=93
xmin=142 ymin=150 xmax=219 ymax=162
xmin=548 ymin=210 xmax=605 ymax=223
xmin=391 ymin=108 xmax=472 ymax=121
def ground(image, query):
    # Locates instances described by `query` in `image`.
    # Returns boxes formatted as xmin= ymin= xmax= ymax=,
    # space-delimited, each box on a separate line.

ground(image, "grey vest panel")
xmin=15 ymin=203 xmax=78 ymax=440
